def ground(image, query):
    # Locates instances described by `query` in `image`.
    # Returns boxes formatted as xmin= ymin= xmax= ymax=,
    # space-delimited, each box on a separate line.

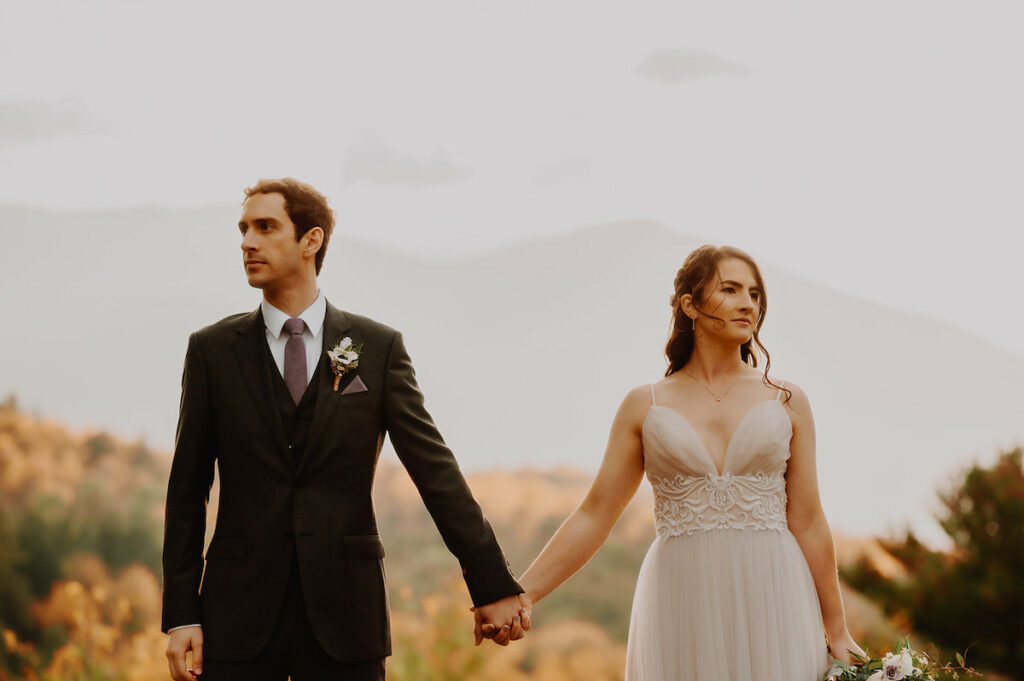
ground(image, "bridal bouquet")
xmin=824 ymin=638 xmax=979 ymax=681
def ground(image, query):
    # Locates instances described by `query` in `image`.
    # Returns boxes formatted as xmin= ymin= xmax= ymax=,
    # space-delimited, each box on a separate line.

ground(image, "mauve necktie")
xmin=283 ymin=317 xmax=307 ymax=404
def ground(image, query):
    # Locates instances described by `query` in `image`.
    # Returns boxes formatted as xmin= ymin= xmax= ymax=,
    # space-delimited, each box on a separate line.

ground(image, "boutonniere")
xmin=327 ymin=337 xmax=363 ymax=391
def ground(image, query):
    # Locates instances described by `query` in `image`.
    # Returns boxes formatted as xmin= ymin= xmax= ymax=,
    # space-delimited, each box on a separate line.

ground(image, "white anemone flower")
xmin=881 ymin=650 xmax=915 ymax=680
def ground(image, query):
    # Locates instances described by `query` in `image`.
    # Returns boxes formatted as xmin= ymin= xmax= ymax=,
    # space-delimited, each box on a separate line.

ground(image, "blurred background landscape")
xmin=3 ymin=0 xmax=1023 ymax=678
xmin=1 ymin=395 xmax=1020 ymax=680
xmin=1 ymin=219 xmax=1023 ymax=681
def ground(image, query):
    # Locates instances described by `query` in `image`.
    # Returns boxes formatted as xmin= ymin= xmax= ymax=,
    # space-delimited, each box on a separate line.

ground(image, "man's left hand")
xmin=471 ymin=594 xmax=530 ymax=646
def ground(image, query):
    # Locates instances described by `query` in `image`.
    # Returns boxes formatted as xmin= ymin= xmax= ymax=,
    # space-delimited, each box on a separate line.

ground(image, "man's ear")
xmin=303 ymin=227 xmax=324 ymax=257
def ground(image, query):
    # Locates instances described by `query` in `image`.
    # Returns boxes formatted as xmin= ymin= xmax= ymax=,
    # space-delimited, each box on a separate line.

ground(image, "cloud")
xmin=0 ymin=99 xmax=103 ymax=145
xmin=635 ymin=49 xmax=749 ymax=84
xmin=342 ymin=134 xmax=470 ymax=188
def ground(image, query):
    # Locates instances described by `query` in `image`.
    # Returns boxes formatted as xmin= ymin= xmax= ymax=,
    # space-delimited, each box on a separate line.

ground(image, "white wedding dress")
xmin=625 ymin=383 xmax=830 ymax=681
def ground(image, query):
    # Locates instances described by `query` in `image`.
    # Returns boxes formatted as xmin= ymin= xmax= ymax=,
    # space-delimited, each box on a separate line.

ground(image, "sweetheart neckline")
xmin=643 ymin=399 xmax=789 ymax=477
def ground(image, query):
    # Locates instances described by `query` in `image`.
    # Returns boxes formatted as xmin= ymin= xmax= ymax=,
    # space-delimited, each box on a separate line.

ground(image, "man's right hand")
xmin=165 ymin=626 xmax=203 ymax=680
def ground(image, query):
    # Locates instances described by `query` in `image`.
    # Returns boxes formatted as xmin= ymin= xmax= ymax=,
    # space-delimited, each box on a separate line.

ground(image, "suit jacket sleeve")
xmin=161 ymin=332 xmax=218 ymax=632
xmin=383 ymin=331 xmax=523 ymax=607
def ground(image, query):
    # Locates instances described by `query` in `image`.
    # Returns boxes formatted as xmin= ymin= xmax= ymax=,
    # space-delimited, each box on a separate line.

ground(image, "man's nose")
xmin=241 ymin=229 xmax=257 ymax=251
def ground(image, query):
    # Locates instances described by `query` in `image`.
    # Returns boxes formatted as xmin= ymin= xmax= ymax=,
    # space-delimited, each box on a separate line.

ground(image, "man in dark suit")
xmin=162 ymin=178 xmax=527 ymax=680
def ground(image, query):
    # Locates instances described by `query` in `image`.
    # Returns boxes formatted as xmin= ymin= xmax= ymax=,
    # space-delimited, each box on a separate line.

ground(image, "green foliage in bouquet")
xmin=824 ymin=637 xmax=978 ymax=681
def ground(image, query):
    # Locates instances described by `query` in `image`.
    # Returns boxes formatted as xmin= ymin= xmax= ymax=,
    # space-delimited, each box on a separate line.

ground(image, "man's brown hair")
xmin=243 ymin=178 xmax=336 ymax=275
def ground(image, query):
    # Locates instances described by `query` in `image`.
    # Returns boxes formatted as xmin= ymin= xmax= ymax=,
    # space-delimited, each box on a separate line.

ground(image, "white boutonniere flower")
xmin=327 ymin=337 xmax=363 ymax=391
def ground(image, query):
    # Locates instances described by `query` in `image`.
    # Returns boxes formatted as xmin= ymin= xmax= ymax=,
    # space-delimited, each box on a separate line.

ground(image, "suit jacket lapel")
xmin=302 ymin=302 xmax=355 ymax=471
xmin=234 ymin=307 xmax=289 ymax=456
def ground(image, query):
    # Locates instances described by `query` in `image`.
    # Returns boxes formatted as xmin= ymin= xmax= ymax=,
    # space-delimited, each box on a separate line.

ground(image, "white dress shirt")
xmin=260 ymin=290 xmax=326 ymax=385
xmin=167 ymin=291 xmax=327 ymax=635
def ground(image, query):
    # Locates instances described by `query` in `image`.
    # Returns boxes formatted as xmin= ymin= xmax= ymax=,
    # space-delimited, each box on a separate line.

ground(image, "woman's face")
xmin=691 ymin=257 xmax=761 ymax=343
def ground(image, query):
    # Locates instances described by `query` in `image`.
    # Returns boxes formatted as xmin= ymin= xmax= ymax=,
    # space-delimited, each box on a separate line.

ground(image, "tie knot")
xmin=284 ymin=318 xmax=305 ymax=337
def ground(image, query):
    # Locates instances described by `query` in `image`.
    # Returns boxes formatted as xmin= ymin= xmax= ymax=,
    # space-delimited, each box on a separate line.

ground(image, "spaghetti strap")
xmin=775 ymin=381 xmax=786 ymax=401
xmin=649 ymin=384 xmax=657 ymax=406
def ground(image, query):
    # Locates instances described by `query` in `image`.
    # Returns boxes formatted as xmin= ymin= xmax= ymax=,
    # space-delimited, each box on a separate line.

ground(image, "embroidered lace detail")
xmin=651 ymin=471 xmax=788 ymax=536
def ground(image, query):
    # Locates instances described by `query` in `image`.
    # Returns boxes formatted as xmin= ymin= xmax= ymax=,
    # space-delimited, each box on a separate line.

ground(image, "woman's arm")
xmin=517 ymin=385 xmax=649 ymax=606
xmin=784 ymin=382 xmax=866 ymax=663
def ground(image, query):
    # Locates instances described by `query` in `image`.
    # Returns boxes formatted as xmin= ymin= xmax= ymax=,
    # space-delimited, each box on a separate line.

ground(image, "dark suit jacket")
xmin=161 ymin=301 xmax=522 ymax=662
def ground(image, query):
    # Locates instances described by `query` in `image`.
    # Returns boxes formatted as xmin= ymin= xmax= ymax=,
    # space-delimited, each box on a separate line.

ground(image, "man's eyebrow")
xmin=238 ymin=217 xmax=280 ymax=227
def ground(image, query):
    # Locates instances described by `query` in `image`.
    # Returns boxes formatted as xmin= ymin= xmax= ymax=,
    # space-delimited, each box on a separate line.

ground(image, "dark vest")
xmin=266 ymin=345 xmax=320 ymax=601
xmin=266 ymin=344 xmax=321 ymax=467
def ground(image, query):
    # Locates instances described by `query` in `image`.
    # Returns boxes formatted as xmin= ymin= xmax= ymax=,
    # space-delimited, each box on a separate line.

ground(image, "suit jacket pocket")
xmin=338 ymin=392 xmax=374 ymax=408
xmin=342 ymin=534 xmax=385 ymax=559
xmin=205 ymin=536 xmax=247 ymax=561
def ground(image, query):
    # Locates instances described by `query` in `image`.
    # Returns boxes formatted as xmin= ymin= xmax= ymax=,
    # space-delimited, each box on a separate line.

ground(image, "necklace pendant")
xmin=715 ymin=397 xmax=721 ymax=402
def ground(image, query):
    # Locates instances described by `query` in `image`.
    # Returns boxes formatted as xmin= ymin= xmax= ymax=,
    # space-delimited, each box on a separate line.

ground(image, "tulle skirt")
xmin=625 ymin=528 xmax=830 ymax=681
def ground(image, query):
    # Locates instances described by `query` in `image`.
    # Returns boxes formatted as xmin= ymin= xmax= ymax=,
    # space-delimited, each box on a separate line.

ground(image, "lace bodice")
xmin=650 ymin=471 xmax=788 ymax=536
xmin=642 ymin=387 xmax=793 ymax=538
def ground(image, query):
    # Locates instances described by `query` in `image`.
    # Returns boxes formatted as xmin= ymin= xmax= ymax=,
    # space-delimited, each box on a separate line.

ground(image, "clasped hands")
xmin=471 ymin=592 xmax=533 ymax=646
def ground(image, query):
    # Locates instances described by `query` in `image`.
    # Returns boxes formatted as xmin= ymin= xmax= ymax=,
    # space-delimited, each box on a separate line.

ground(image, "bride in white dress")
xmin=512 ymin=245 xmax=866 ymax=680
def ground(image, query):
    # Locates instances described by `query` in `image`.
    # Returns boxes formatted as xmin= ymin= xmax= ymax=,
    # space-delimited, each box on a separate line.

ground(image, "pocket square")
xmin=341 ymin=375 xmax=369 ymax=395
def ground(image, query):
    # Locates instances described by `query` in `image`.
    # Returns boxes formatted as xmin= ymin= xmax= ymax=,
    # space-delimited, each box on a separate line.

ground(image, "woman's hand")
xmin=828 ymin=631 xmax=867 ymax=664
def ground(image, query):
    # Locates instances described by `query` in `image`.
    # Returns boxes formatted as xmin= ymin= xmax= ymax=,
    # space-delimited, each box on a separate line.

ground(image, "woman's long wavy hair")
xmin=664 ymin=245 xmax=790 ymax=401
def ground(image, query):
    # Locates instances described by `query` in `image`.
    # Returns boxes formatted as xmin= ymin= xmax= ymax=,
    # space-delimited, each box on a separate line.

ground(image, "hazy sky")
xmin=1 ymin=1 xmax=1022 ymax=356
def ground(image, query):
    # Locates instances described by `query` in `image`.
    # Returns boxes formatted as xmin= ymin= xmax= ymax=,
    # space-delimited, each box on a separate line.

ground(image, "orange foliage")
xmin=30 ymin=556 xmax=166 ymax=681
xmin=387 ymin=578 xmax=627 ymax=681
xmin=0 ymin=401 xmax=169 ymax=512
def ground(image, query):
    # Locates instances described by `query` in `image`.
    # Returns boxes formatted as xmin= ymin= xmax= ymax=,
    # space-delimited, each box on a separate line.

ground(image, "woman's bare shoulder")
xmin=622 ymin=383 xmax=655 ymax=412
xmin=770 ymin=378 xmax=812 ymax=415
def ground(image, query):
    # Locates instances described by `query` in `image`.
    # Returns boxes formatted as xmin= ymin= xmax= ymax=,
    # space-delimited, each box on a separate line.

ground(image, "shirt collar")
xmin=261 ymin=290 xmax=326 ymax=339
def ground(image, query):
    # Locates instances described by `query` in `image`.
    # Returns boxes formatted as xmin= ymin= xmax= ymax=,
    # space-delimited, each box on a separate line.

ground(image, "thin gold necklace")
xmin=682 ymin=369 xmax=742 ymax=402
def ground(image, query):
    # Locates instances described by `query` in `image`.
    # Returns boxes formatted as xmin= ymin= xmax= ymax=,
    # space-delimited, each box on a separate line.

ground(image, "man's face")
xmin=238 ymin=192 xmax=307 ymax=290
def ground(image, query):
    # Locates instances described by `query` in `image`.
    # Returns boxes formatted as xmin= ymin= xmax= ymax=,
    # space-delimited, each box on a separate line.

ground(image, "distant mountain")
xmin=1 ymin=203 xmax=1022 ymax=543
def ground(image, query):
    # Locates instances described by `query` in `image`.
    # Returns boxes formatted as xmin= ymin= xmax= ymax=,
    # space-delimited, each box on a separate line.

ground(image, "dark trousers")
xmin=202 ymin=547 xmax=385 ymax=681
